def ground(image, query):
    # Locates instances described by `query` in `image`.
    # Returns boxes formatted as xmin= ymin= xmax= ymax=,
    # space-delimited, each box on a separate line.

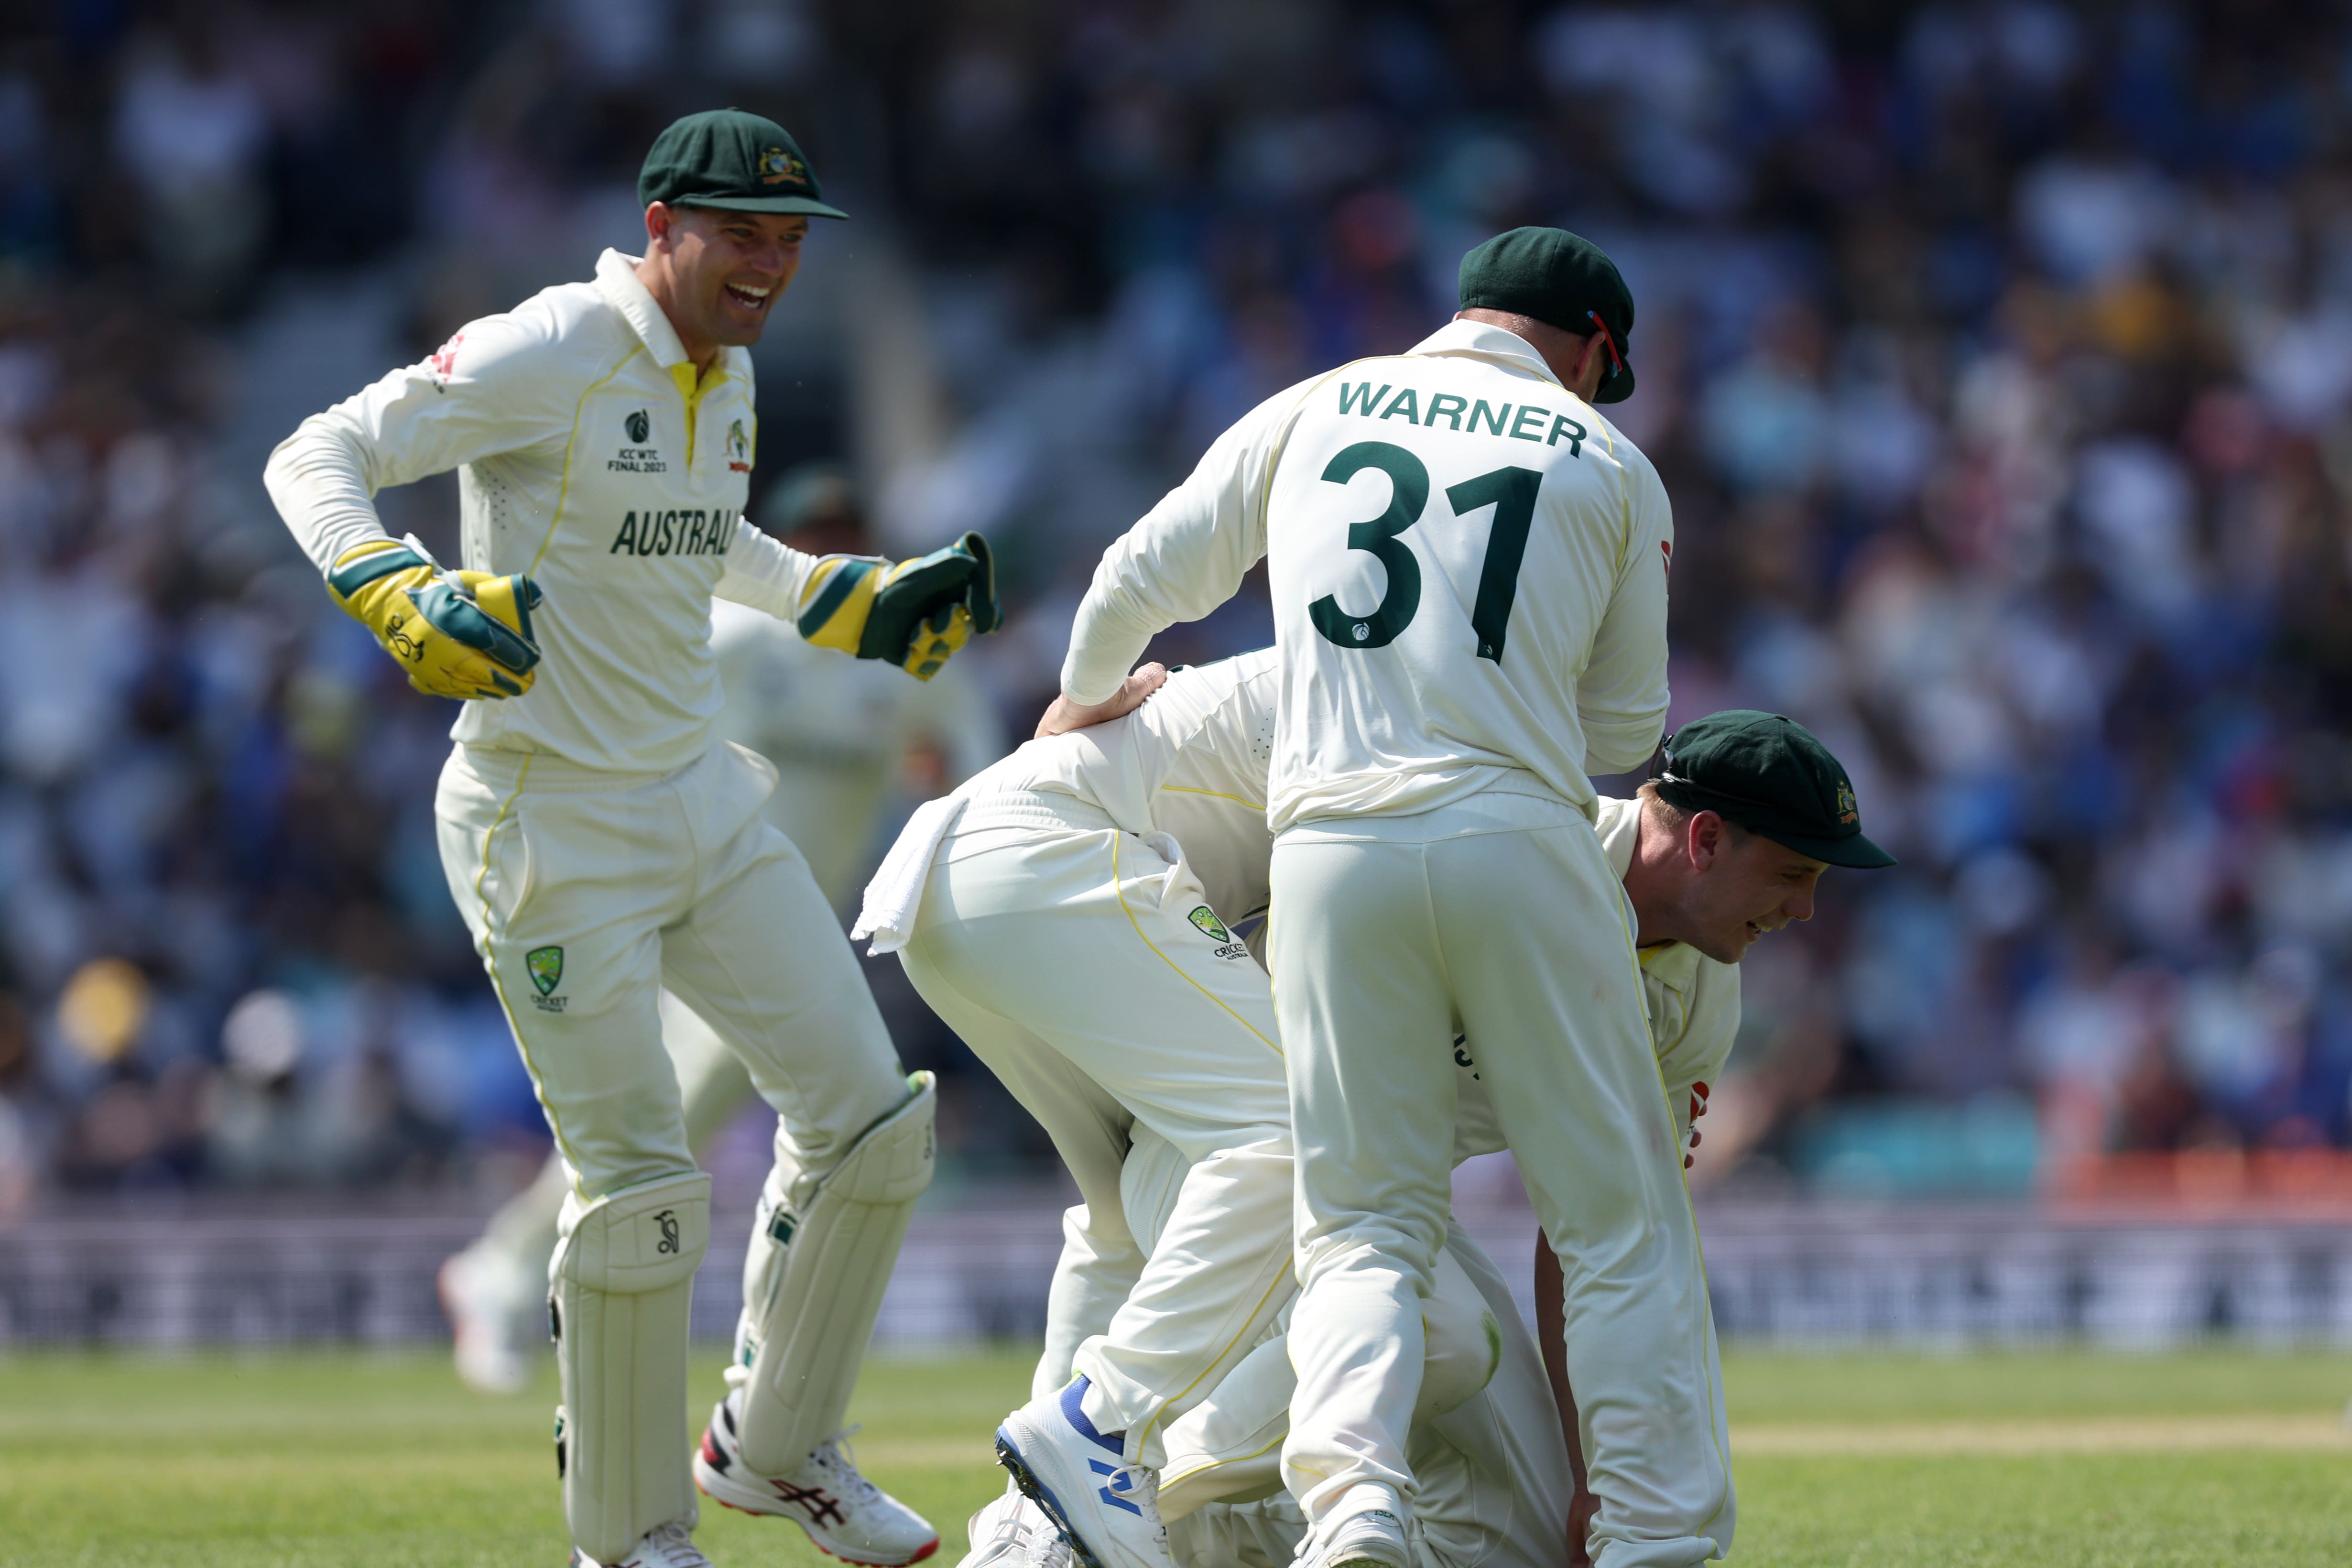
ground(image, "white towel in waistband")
xmin=852 ymin=792 xmax=969 ymax=955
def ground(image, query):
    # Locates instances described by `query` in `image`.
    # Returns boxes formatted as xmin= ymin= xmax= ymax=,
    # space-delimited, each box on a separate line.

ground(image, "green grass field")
xmin=2 ymin=1346 xmax=2348 ymax=1566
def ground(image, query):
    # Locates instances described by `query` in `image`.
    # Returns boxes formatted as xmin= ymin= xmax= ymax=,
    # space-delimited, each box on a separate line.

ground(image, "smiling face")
xmin=1627 ymin=789 xmax=1830 ymax=965
xmin=1676 ymin=819 xmax=1828 ymax=964
xmin=638 ymin=203 xmax=809 ymax=361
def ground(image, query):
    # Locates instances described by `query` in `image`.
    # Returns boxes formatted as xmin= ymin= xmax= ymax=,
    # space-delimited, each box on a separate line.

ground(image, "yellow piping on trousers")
xmin=1109 ymin=832 xmax=1280 ymax=1057
xmin=468 ymin=754 xmax=586 ymax=1194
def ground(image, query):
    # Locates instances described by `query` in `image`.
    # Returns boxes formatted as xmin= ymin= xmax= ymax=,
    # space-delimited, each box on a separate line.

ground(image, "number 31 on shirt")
xmin=1307 ymin=441 xmax=1540 ymax=664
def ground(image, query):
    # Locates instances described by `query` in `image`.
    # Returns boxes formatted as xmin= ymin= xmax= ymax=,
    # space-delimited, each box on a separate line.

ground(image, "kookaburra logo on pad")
xmin=654 ymin=1209 xmax=680 ymax=1254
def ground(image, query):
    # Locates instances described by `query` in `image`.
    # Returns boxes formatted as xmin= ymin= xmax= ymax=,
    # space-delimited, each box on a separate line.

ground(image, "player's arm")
xmin=263 ymin=316 xmax=566 ymax=698
xmin=1574 ymin=452 xmax=1674 ymax=773
xmin=1534 ymin=1239 xmax=1597 ymax=1568
xmin=720 ymin=528 xmax=1002 ymax=681
xmin=1060 ymin=383 xmax=1305 ymax=705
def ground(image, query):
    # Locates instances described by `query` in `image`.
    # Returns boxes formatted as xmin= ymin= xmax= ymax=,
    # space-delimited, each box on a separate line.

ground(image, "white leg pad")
xmin=552 ymin=1170 xmax=711 ymax=1564
xmin=729 ymin=1072 xmax=936 ymax=1475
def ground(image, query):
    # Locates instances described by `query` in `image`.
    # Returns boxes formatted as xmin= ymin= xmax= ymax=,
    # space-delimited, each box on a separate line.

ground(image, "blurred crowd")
xmin=4 ymin=0 xmax=2351 ymax=1209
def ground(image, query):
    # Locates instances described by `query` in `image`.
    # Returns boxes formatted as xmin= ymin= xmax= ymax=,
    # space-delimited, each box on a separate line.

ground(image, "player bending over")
xmin=265 ymin=110 xmax=998 ymax=1568
xmin=854 ymin=650 xmax=1296 ymax=1568
xmin=1049 ymin=226 xmax=1721 ymax=1568
xmin=868 ymin=666 xmax=1883 ymax=1568
xmin=438 ymin=467 xmax=1004 ymax=1395
xmin=1535 ymin=713 xmax=1892 ymax=1566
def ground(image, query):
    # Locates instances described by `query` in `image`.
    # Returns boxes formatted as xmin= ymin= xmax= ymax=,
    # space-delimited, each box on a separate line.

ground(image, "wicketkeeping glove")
xmin=795 ymin=531 xmax=1002 ymax=681
xmin=327 ymin=538 xmax=545 ymax=700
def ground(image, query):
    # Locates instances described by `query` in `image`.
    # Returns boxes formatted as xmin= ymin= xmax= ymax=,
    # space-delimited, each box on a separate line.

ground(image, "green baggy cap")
xmin=1458 ymin=226 xmax=1636 ymax=403
xmin=639 ymin=109 xmax=848 ymax=219
xmin=1652 ymin=710 xmax=1895 ymax=869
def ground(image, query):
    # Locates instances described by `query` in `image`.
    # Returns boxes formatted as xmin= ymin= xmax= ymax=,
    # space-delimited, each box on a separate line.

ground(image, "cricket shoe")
xmin=694 ymin=1392 xmax=940 ymax=1564
xmin=568 ymin=1520 xmax=711 ymax=1567
xmin=436 ymin=1244 xmax=537 ymax=1395
xmin=994 ymin=1376 xmax=1171 ymax=1568
xmin=958 ymin=1486 xmax=1060 ymax=1568
xmin=1307 ymin=1485 xmax=1412 ymax=1568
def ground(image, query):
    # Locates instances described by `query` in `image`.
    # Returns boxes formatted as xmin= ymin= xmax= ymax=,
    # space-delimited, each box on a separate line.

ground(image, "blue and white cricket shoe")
xmin=994 ymin=1376 xmax=1171 ymax=1568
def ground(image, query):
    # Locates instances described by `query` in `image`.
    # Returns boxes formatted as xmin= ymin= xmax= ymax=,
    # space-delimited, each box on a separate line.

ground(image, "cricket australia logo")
xmin=526 ymin=946 xmax=566 ymax=1012
xmin=1836 ymin=780 xmax=1858 ymax=824
xmin=726 ymin=417 xmax=751 ymax=473
xmin=757 ymin=144 xmax=808 ymax=186
xmin=611 ymin=409 xmax=665 ymax=474
xmin=1188 ymin=906 xmax=1248 ymax=961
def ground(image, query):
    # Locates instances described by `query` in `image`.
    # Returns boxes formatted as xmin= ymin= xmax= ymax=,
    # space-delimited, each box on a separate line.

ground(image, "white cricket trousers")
xmin=897 ymin=792 xmax=1295 ymax=1466
xmin=1046 ymin=1127 xmax=1573 ymax=1568
xmin=1270 ymin=790 xmax=1733 ymax=1568
xmin=434 ymin=740 xmax=909 ymax=1208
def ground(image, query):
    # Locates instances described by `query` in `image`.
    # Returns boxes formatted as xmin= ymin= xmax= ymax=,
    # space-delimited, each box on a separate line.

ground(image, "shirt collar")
xmin=595 ymin=249 xmax=695 ymax=370
xmin=1402 ymin=317 xmax=1565 ymax=390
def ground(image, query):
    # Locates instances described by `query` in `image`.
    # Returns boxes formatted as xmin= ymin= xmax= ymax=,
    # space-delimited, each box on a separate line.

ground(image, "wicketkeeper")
xmin=265 ymin=109 xmax=998 ymax=1568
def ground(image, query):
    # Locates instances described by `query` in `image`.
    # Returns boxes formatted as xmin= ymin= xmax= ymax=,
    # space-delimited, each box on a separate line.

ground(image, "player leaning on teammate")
xmin=265 ymin=110 xmax=999 ymax=1568
xmin=864 ymin=653 xmax=1890 ymax=1568
xmin=1046 ymin=227 xmax=1722 ymax=1568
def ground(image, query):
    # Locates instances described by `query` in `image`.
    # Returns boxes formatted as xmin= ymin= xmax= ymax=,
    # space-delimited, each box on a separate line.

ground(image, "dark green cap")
xmin=1652 ymin=710 xmax=1895 ymax=869
xmin=1458 ymin=227 xmax=1635 ymax=403
xmin=638 ymin=109 xmax=848 ymax=219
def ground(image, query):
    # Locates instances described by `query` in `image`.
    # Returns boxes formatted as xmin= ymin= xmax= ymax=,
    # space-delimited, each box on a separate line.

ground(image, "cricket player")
xmin=438 ymin=467 xmax=1004 ymax=1396
xmin=1535 ymin=712 xmax=1893 ymax=1566
xmin=853 ymin=648 xmax=1297 ymax=1568
xmin=264 ymin=110 xmax=999 ymax=1568
xmin=1043 ymin=227 xmax=1725 ymax=1568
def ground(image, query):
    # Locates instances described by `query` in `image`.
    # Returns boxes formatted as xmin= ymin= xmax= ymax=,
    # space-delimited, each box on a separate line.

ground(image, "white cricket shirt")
xmin=1061 ymin=318 xmax=1673 ymax=833
xmin=264 ymin=249 xmax=822 ymax=777
xmin=960 ymin=649 xmax=1278 ymax=929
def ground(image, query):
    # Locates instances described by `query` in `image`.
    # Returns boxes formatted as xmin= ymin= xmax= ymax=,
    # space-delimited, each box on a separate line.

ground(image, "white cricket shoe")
xmin=959 ymin=1486 xmax=1061 ymax=1568
xmin=694 ymin=1392 xmax=941 ymax=1564
xmin=994 ymin=1376 xmax=1171 ymax=1568
xmin=436 ymin=1245 xmax=537 ymax=1395
xmin=1307 ymin=1485 xmax=1411 ymax=1568
xmin=568 ymin=1520 xmax=711 ymax=1567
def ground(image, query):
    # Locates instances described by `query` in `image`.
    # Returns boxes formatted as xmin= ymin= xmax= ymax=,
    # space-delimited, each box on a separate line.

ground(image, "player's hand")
xmin=1685 ymin=1080 xmax=1710 ymax=1169
xmin=796 ymin=532 xmax=1002 ymax=680
xmin=327 ymin=540 xmax=544 ymax=700
xmin=1036 ymin=663 xmax=1167 ymax=738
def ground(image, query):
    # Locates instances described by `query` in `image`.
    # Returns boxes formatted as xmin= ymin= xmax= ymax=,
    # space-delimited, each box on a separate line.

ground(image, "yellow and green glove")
xmin=795 ymin=531 xmax=1002 ymax=681
xmin=327 ymin=538 xmax=544 ymax=700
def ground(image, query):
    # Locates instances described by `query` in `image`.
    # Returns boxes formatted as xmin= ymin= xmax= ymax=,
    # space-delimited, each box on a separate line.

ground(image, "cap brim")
xmin=1759 ymin=828 xmax=1896 ymax=869
xmin=674 ymin=194 xmax=849 ymax=219
xmin=1591 ymin=359 xmax=1635 ymax=403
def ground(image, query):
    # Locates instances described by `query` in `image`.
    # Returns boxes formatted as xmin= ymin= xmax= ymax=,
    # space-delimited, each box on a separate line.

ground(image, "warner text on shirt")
xmin=1055 ymin=318 xmax=1674 ymax=836
xmin=264 ymin=249 xmax=824 ymax=777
